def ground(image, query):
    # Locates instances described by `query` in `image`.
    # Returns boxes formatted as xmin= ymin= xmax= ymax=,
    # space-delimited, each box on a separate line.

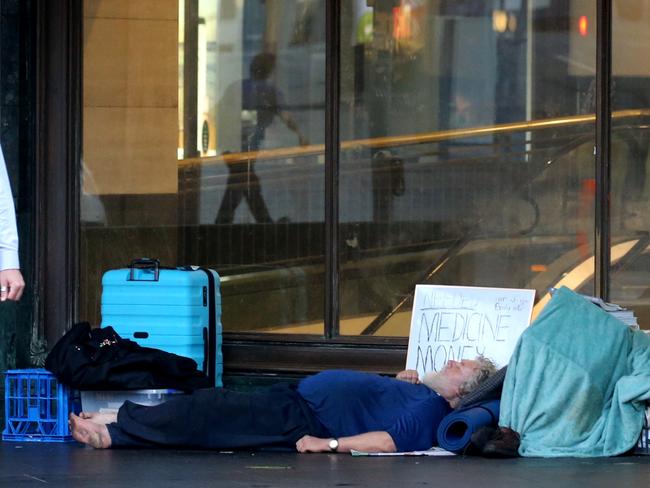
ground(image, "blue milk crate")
xmin=3 ymin=369 xmax=79 ymax=442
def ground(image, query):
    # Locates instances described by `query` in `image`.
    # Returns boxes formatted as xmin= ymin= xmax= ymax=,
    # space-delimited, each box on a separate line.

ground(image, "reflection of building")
xmin=2 ymin=2 xmax=650 ymax=386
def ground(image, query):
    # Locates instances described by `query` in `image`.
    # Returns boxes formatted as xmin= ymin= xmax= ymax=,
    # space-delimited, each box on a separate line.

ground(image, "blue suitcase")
xmin=101 ymin=258 xmax=223 ymax=387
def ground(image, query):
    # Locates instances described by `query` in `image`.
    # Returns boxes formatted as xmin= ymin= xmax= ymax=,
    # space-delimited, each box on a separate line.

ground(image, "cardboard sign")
xmin=405 ymin=285 xmax=535 ymax=377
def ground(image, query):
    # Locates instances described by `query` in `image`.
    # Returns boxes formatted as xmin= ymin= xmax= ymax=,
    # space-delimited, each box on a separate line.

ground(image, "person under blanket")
xmin=69 ymin=356 xmax=497 ymax=453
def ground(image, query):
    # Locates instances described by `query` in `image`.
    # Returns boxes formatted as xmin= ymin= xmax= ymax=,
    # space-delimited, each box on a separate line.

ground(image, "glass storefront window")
xmin=81 ymin=0 xmax=326 ymax=334
xmin=609 ymin=1 xmax=650 ymax=330
xmin=338 ymin=1 xmax=597 ymax=336
xmin=80 ymin=1 xmax=645 ymax=343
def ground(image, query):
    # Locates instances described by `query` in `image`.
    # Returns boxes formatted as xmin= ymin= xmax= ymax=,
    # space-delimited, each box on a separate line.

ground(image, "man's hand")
xmin=296 ymin=435 xmax=330 ymax=453
xmin=396 ymin=369 xmax=420 ymax=384
xmin=0 ymin=269 xmax=24 ymax=301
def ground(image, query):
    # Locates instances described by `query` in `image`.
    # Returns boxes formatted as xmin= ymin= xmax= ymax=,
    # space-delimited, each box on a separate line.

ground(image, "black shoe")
xmin=470 ymin=426 xmax=498 ymax=452
xmin=481 ymin=427 xmax=521 ymax=458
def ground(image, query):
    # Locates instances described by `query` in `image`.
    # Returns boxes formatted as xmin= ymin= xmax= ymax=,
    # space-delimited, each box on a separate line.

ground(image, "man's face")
xmin=440 ymin=359 xmax=480 ymax=391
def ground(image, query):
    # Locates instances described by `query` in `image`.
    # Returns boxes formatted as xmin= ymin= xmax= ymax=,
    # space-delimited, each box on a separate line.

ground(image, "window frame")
xmin=38 ymin=0 xmax=614 ymax=375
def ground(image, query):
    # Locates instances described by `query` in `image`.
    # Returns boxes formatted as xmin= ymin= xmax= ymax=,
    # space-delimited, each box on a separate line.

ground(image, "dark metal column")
xmin=324 ymin=0 xmax=340 ymax=338
xmin=183 ymin=0 xmax=199 ymax=160
xmin=595 ymin=0 xmax=612 ymax=299
xmin=36 ymin=0 xmax=82 ymax=354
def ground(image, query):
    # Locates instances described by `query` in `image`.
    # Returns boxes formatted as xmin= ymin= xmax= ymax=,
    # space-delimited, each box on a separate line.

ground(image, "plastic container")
xmin=3 ymin=369 xmax=79 ymax=442
xmin=80 ymin=389 xmax=184 ymax=413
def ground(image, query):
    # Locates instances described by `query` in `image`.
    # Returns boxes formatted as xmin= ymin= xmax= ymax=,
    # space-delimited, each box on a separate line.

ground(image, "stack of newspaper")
xmin=582 ymin=295 xmax=639 ymax=330
xmin=549 ymin=288 xmax=639 ymax=330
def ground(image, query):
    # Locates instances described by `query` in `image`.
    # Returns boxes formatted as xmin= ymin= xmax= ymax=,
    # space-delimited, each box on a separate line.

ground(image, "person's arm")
xmin=278 ymin=110 xmax=309 ymax=146
xmin=0 ymin=146 xmax=24 ymax=301
xmin=296 ymin=432 xmax=396 ymax=454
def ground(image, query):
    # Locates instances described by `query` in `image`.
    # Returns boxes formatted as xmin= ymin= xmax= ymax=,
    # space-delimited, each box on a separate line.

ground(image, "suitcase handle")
xmin=128 ymin=258 xmax=160 ymax=281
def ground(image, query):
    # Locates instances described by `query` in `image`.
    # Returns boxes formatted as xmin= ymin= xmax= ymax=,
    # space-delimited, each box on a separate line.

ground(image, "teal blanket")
xmin=499 ymin=286 xmax=650 ymax=457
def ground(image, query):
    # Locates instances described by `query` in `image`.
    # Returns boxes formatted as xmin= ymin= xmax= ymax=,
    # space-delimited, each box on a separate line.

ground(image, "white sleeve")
xmin=0 ymin=144 xmax=20 ymax=270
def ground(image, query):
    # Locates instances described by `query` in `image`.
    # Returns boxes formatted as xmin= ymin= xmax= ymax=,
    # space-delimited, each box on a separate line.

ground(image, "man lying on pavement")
xmin=69 ymin=356 xmax=497 ymax=453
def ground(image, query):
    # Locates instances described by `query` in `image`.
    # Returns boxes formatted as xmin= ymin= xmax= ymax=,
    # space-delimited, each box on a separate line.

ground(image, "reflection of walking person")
xmin=215 ymin=52 xmax=308 ymax=224
xmin=0 ymin=144 xmax=25 ymax=301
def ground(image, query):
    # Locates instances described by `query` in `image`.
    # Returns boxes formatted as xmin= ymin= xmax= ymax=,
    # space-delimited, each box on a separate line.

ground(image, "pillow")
xmin=456 ymin=366 xmax=507 ymax=409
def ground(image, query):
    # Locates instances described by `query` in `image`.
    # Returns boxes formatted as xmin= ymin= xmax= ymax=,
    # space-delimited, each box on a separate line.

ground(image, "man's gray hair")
xmin=457 ymin=355 xmax=498 ymax=398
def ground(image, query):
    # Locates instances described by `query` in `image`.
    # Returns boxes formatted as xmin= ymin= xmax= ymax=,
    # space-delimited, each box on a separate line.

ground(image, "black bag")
xmin=44 ymin=322 xmax=211 ymax=391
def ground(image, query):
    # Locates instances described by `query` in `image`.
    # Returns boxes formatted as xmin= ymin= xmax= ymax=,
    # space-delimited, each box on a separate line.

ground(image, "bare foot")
xmin=79 ymin=411 xmax=118 ymax=425
xmin=69 ymin=413 xmax=112 ymax=449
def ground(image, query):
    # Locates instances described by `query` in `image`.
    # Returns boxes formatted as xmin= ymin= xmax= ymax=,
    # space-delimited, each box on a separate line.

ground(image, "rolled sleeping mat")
xmin=437 ymin=399 xmax=501 ymax=453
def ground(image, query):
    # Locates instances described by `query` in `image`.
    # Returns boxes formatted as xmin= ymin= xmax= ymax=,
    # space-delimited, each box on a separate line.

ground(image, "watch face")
xmin=328 ymin=439 xmax=339 ymax=451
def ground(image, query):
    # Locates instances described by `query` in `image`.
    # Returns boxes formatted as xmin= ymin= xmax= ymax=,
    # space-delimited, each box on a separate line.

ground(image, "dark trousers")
xmin=106 ymin=384 xmax=329 ymax=450
xmin=215 ymin=162 xmax=272 ymax=224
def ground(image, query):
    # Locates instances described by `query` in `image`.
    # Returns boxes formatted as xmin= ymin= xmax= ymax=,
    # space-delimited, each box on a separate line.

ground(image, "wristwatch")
xmin=328 ymin=438 xmax=339 ymax=452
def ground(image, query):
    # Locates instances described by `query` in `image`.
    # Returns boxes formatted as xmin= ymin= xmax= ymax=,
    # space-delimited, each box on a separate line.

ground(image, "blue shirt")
xmin=297 ymin=370 xmax=451 ymax=452
xmin=241 ymin=78 xmax=285 ymax=129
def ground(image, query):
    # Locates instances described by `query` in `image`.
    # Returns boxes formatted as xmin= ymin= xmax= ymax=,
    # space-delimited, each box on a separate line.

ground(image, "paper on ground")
xmin=350 ymin=447 xmax=455 ymax=456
